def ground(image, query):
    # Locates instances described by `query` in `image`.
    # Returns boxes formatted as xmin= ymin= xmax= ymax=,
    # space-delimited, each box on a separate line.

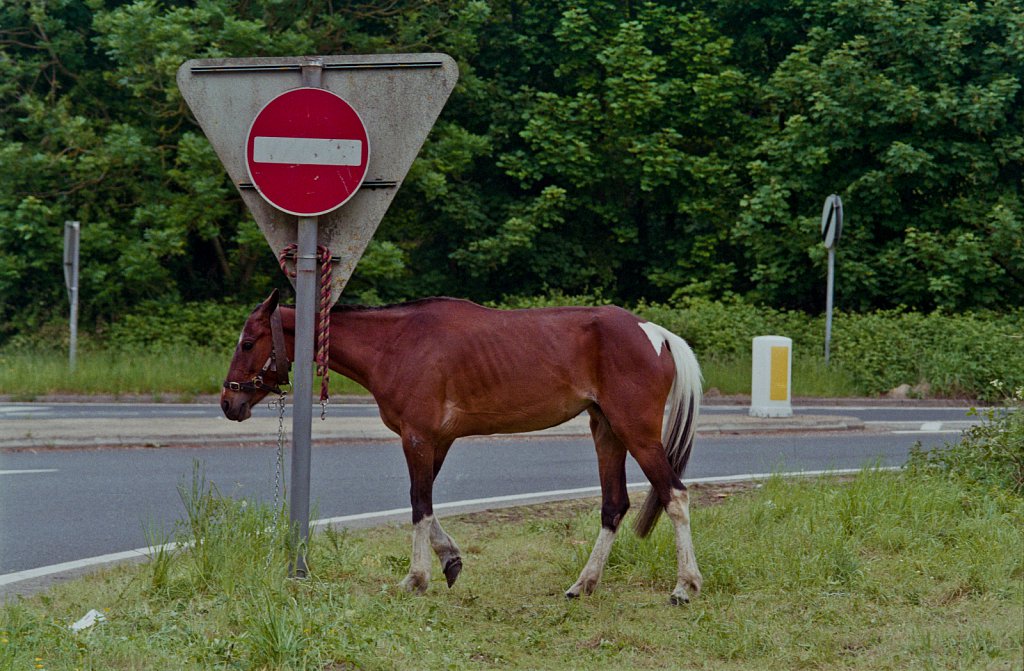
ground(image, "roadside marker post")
xmin=750 ymin=335 xmax=793 ymax=418
xmin=177 ymin=54 xmax=459 ymax=576
xmin=821 ymin=194 xmax=843 ymax=366
xmin=62 ymin=221 xmax=80 ymax=373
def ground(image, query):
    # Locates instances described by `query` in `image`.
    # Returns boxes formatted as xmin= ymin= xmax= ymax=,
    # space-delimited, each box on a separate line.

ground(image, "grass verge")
xmin=702 ymin=355 xmax=861 ymax=398
xmin=0 ymin=348 xmax=367 ymax=400
xmin=0 ymin=348 xmax=851 ymax=400
xmin=2 ymin=468 xmax=1020 ymax=670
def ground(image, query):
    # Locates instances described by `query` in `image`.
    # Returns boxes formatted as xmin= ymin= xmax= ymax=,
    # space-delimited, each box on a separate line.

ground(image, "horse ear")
xmin=263 ymin=288 xmax=280 ymax=314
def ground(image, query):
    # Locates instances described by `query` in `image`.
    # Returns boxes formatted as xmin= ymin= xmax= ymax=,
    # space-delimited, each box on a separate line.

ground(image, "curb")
xmin=0 ymin=413 xmax=866 ymax=451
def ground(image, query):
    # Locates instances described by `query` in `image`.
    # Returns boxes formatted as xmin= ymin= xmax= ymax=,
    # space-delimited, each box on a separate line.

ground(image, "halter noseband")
xmin=223 ymin=307 xmax=291 ymax=395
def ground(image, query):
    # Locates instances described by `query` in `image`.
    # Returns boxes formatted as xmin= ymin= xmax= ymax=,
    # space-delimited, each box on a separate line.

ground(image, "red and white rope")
xmin=278 ymin=244 xmax=332 ymax=404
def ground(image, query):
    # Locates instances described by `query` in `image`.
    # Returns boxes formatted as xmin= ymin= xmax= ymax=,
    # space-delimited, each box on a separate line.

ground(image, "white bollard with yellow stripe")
xmin=750 ymin=335 xmax=793 ymax=417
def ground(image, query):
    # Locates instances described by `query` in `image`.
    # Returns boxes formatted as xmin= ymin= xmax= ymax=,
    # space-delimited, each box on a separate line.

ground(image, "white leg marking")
xmin=566 ymin=527 xmax=617 ymax=598
xmin=665 ymin=488 xmax=702 ymax=603
xmin=399 ymin=515 xmax=433 ymax=593
xmin=429 ymin=517 xmax=460 ymax=566
xmin=430 ymin=517 xmax=463 ymax=588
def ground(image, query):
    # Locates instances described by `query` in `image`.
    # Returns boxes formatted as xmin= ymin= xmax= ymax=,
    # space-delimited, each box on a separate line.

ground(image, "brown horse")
xmin=221 ymin=289 xmax=703 ymax=604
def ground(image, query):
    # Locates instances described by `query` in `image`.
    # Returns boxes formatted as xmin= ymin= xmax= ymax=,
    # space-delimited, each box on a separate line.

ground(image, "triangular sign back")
xmin=176 ymin=54 xmax=459 ymax=305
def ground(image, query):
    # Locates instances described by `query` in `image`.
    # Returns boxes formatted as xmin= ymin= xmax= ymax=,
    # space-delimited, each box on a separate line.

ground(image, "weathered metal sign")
xmin=246 ymin=87 xmax=370 ymax=217
xmin=820 ymin=193 xmax=844 ymax=365
xmin=821 ymin=194 xmax=843 ymax=249
xmin=176 ymin=53 xmax=459 ymax=305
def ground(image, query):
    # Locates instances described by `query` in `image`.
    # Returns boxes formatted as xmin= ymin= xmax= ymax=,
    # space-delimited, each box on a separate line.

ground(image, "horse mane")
xmin=277 ymin=297 xmax=474 ymax=313
xmin=333 ymin=297 xmax=472 ymax=313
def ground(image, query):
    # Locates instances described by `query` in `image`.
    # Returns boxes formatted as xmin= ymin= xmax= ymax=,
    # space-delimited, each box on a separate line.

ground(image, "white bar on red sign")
xmin=253 ymin=137 xmax=363 ymax=166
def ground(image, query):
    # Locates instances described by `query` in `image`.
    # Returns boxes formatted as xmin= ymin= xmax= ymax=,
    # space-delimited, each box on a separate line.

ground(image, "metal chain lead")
xmin=267 ymin=391 xmax=287 ymax=568
xmin=272 ymin=391 xmax=287 ymax=513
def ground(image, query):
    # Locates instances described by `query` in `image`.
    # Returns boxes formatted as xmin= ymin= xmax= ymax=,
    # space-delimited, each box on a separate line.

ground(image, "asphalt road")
xmin=1 ymin=427 xmax=956 ymax=577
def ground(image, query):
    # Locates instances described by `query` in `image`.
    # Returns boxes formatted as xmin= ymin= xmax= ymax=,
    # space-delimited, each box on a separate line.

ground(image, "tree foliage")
xmin=0 ymin=0 xmax=1021 ymax=343
xmin=738 ymin=0 xmax=1024 ymax=311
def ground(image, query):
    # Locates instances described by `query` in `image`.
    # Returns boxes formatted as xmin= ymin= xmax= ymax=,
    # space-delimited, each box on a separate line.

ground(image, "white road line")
xmin=892 ymin=421 xmax=962 ymax=435
xmin=0 ymin=469 xmax=58 ymax=476
xmin=0 ymin=547 xmax=180 ymax=588
xmin=0 ymin=467 xmax=899 ymax=589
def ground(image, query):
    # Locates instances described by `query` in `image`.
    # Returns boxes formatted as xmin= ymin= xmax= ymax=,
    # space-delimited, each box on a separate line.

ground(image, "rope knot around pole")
xmin=278 ymin=243 xmax=332 ymax=409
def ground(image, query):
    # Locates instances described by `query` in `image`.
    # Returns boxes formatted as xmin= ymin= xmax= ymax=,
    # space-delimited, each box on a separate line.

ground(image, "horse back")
xmin=364 ymin=300 xmax=675 ymax=438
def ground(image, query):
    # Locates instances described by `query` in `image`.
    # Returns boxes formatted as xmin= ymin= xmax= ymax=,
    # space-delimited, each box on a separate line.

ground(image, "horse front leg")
xmin=398 ymin=432 xmax=436 ymax=593
xmin=426 ymin=439 xmax=464 ymax=587
xmin=430 ymin=517 xmax=462 ymax=588
xmin=398 ymin=432 xmax=461 ymax=593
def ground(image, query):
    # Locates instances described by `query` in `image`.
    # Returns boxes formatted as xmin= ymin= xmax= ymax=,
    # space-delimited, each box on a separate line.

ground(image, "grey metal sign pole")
xmin=288 ymin=59 xmax=324 ymax=578
xmin=62 ymin=221 xmax=81 ymax=372
xmin=825 ymin=246 xmax=835 ymax=365
xmin=821 ymin=195 xmax=843 ymax=366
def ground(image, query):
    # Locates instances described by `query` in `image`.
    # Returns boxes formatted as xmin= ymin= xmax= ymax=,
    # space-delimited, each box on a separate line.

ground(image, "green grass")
xmin=2 ymin=468 xmax=1020 ymax=670
xmin=702 ymin=356 xmax=860 ymax=397
xmin=0 ymin=348 xmax=367 ymax=400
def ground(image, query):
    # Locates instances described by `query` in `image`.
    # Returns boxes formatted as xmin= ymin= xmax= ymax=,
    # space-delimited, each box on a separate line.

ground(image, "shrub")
xmin=832 ymin=310 xmax=1024 ymax=399
xmin=907 ymin=383 xmax=1024 ymax=495
xmin=105 ymin=300 xmax=253 ymax=352
xmin=635 ymin=296 xmax=817 ymax=361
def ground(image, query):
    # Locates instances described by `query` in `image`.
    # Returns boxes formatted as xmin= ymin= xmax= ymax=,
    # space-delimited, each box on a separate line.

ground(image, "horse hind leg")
xmin=566 ymin=407 xmax=629 ymax=599
xmin=628 ymin=440 xmax=702 ymax=604
xmin=665 ymin=487 xmax=701 ymax=605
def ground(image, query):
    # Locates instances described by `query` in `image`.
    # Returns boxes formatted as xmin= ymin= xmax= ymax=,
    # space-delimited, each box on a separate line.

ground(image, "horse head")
xmin=221 ymin=289 xmax=291 ymax=421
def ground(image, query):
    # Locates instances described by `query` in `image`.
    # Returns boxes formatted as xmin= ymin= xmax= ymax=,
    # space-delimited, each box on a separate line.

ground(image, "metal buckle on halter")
xmin=227 ymin=381 xmax=242 ymax=391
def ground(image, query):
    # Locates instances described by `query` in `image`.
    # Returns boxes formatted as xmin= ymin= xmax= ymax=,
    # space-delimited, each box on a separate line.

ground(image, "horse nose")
xmin=221 ymin=399 xmax=230 ymax=415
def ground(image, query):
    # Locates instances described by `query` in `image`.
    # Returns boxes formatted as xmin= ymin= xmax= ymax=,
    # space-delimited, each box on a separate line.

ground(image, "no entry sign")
xmin=246 ymin=87 xmax=370 ymax=216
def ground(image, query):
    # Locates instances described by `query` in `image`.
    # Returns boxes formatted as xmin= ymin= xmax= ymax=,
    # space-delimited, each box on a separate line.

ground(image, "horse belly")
xmin=442 ymin=345 xmax=593 ymax=437
xmin=444 ymin=393 xmax=591 ymax=437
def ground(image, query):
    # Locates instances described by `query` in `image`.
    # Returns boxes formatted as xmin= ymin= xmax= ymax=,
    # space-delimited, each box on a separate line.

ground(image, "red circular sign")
xmin=246 ymin=87 xmax=370 ymax=216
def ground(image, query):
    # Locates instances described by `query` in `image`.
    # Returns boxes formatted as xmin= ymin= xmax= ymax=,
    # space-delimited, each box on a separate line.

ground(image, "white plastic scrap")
xmin=70 ymin=609 xmax=106 ymax=632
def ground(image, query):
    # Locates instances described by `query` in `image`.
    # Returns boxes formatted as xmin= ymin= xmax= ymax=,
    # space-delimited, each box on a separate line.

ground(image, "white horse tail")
xmin=634 ymin=324 xmax=702 ymax=538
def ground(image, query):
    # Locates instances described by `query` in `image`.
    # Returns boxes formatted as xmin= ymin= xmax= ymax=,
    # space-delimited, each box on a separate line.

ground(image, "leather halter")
xmin=223 ymin=307 xmax=291 ymax=395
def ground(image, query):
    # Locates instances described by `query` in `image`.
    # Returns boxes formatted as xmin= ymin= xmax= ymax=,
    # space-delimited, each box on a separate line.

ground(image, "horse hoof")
xmin=669 ymin=592 xmax=690 ymax=606
xmin=399 ymin=573 xmax=428 ymax=594
xmin=443 ymin=557 xmax=463 ymax=588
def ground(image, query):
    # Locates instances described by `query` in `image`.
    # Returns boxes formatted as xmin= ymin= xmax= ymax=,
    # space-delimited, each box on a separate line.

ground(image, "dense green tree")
xmin=738 ymin=0 xmax=1023 ymax=311
xmin=430 ymin=1 xmax=755 ymax=301
xmin=1 ymin=0 xmax=1021 ymax=347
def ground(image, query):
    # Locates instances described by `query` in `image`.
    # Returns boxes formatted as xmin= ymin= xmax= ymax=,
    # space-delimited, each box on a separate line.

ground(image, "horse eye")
xmin=241 ymin=341 xmax=255 ymax=352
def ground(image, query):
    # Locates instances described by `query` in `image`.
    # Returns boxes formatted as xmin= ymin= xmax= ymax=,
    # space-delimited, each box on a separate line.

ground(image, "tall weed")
xmin=907 ymin=383 xmax=1024 ymax=495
